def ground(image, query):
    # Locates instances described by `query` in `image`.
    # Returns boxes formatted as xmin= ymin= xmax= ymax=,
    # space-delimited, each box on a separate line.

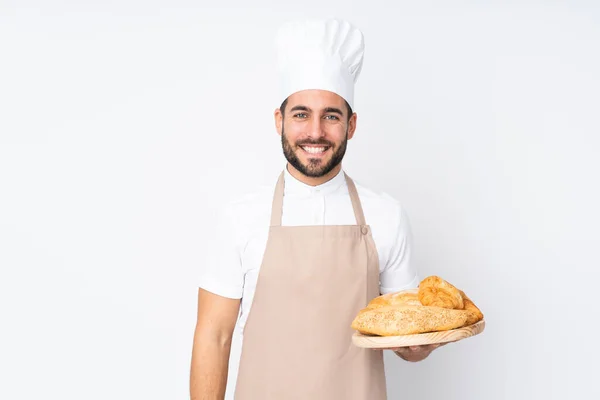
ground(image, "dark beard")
xmin=281 ymin=127 xmax=348 ymax=178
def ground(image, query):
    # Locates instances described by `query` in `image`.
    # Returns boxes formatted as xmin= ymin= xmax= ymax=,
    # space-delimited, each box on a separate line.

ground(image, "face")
xmin=275 ymin=90 xmax=356 ymax=178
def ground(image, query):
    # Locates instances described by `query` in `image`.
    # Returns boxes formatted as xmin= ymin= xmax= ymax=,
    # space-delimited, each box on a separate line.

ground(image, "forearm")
xmin=190 ymin=332 xmax=232 ymax=400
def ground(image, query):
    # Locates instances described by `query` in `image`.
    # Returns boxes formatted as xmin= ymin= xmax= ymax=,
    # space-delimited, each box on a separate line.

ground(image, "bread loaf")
xmin=459 ymin=290 xmax=484 ymax=325
xmin=351 ymin=305 xmax=469 ymax=336
xmin=366 ymin=290 xmax=421 ymax=309
xmin=351 ymin=276 xmax=484 ymax=337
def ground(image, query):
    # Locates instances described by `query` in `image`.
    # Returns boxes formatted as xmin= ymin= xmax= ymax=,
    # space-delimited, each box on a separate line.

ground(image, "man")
xmin=190 ymin=19 xmax=443 ymax=400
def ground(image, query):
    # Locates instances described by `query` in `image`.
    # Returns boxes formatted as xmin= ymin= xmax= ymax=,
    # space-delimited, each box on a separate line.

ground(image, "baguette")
xmin=351 ymin=305 xmax=469 ymax=336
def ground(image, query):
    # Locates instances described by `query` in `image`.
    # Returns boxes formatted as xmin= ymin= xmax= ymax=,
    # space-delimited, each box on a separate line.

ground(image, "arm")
xmin=190 ymin=288 xmax=241 ymax=400
xmin=191 ymin=202 xmax=245 ymax=398
xmin=379 ymin=204 xmax=419 ymax=295
xmin=378 ymin=205 xmax=444 ymax=361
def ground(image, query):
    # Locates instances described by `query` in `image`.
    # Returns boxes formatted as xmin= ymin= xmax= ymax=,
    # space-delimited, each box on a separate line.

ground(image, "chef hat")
xmin=275 ymin=18 xmax=365 ymax=110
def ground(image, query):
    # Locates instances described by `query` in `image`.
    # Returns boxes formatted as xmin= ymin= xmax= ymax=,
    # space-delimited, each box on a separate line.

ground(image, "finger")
xmin=410 ymin=344 xmax=437 ymax=352
xmin=423 ymin=343 xmax=444 ymax=349
xmin=409 ymin=345 xmax=435 ymax=352
xmin=393 ymin=347 xmax=409 ymax=354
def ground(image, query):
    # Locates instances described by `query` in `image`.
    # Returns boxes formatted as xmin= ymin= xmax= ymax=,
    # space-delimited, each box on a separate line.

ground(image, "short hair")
xmin=280 ymin=97 xmax=353 ymax=121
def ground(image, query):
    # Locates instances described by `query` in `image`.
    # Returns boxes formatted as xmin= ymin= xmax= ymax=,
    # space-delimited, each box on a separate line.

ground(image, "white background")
xmin=1 ymin=1 xmax=599 ymax=399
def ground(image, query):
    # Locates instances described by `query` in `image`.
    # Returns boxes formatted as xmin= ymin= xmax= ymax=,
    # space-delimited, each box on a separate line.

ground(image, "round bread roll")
xmin=418 ymin=276 xmax=464 ymax=310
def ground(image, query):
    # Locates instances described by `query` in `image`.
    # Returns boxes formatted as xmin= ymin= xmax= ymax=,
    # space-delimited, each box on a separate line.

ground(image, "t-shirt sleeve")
xmin=198 ymin=203 xmax=244 ymax=299
xmin=379 ymin=205 xmax=419 ymax=294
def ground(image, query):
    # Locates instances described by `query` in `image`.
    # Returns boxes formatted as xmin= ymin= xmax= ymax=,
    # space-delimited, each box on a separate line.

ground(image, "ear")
xmin=274 ymin=108 xmax=283 ymax=136
xmin=347 ymin=112 xmax=357 ymax=140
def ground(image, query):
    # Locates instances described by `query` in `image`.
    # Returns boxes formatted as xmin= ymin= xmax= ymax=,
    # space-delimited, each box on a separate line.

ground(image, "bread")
xmin=351 ymin=305 xmax=469 ymax=336
xmin=459 ymin=290 xmax=484 ymax=325
xmin=418 ymin=276 xmax=464 ymax=310
xmin=351 ymin=276 xmax=484 ymax=337
xmin=366 ymin=290 xmax=421 ymax=309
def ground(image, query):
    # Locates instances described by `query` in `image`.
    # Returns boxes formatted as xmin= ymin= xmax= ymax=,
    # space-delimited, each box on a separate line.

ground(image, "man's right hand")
xmin=190 ymin=288 xmax=240 ymax=400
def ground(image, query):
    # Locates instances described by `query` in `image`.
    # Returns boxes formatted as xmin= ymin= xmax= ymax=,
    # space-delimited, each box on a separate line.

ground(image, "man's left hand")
xmin=383 ymin=343 xmax=447 ymax=362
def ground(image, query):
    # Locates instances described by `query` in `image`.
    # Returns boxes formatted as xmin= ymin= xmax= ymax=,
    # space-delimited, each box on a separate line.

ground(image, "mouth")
xmin=299 ymin=145 xmax=331 ymax=157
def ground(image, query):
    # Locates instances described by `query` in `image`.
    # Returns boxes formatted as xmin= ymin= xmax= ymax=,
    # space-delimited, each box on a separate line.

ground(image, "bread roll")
xmin=351 ymin=276 xmax=484 ymax=337
xmin=418 ymin=276 xmax=464 ymax=309
xmin=351 ymin=305 xmax=469 ymax=336
xmin=459 ymin=290 xmax=484 ymax=325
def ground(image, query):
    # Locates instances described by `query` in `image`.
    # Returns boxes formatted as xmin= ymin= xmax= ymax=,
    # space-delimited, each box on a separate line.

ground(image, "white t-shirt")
xmin=198 ymin=167 xmax=419 ymax=399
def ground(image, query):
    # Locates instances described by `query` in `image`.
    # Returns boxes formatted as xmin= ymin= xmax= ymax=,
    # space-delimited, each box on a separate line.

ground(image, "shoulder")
xmin=351 ymin=177 xmax=411 ymax=235
xmin=353 ymin=178 xmax=406 ymax=216
xmin=215 ymin=182 xmax=274 ymax=231
xmin=226 ymin=184 xmax=273 ymax=211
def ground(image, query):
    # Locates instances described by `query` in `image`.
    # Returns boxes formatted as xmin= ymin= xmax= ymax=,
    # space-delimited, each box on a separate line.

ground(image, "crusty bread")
xmin=366 ymin=290 xmax=421 ymax=309
xmin=459 ymin=290 xmax=484 ymax=325
xmin=351 ymin=305 xmax=469 ymax=336
xmin=351 ymin=276 xmax=484 ymax=336
xmin=418 ymin=276 xmax=464 ymax=310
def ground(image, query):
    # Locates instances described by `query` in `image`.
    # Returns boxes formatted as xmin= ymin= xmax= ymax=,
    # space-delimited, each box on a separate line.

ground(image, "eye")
xmin=294 ymin=113 xmax=308 ymax=118
xmin=324 ymin=115 xmax=339 ymax=120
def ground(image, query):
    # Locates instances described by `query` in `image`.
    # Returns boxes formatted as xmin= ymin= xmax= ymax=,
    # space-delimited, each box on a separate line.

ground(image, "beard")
xmin=281 ymin=126 xmax=348 ymax=178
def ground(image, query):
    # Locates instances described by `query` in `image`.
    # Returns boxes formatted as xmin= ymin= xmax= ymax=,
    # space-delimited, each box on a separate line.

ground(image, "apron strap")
xmin=270 ymin=170 xmax=367 ymax=227
xmin=345 ymin=174 xmax=367 ymax=226
xmin=270 ymin=172 xmax=285 ymax=227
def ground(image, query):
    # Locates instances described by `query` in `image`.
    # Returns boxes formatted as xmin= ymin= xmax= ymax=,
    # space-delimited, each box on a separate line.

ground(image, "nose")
xmin=306 ymin=115 xmax=325 ymax=139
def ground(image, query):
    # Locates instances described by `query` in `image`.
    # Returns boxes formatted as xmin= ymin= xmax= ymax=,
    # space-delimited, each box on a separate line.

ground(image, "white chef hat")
xmin=275 ymin=18 xmax=365 ymax=110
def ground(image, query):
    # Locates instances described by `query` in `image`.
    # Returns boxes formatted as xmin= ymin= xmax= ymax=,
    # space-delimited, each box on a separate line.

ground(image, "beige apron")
xmin=234 ymin=171 xmax=387 ymax=400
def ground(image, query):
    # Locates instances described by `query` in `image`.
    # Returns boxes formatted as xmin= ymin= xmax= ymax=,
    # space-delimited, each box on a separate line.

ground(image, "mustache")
xmin=295 ymin=139 xmax=334 ymax=147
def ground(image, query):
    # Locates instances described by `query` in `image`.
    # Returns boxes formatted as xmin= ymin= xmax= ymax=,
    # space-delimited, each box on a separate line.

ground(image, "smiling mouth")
xmin=300 ymin=145 xmax=330 ymax=155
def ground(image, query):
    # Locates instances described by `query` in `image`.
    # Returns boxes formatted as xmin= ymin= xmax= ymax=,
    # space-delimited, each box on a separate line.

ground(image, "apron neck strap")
xmin=345 ymin=174 xmax=367 ymax=226
xmin=270 ymin=172 xmax=285 ymax=226
xmin=270 ymin=170 xmax=367 ymax=227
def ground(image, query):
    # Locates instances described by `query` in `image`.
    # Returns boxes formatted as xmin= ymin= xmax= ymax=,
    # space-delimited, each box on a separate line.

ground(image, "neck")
xmin=286 ymin=163 xmax=342 ymax=187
